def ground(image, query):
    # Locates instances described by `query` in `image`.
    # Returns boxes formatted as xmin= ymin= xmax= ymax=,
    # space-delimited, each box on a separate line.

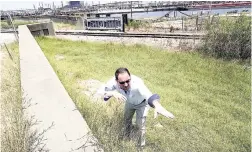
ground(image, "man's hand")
xmin=112 ymin=91 xmax=127 ymax=102
xmin=104 ymin=91 xmax=127 ymax=102
xmin=153 ymin=103 xmax=175 ymax=119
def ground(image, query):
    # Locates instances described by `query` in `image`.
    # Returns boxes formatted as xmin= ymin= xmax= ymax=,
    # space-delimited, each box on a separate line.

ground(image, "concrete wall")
xmin=26 ymin=22 xmax=55 ymax=36
xmin=19 ymin=25 xmax=102 ymax=152
xmin=18 ymin=16 xmax=85 ymax=29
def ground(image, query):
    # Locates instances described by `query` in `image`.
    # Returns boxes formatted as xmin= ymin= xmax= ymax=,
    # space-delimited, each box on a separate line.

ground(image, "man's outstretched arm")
xmin=138 ymin=80 xmax=174 ymax=119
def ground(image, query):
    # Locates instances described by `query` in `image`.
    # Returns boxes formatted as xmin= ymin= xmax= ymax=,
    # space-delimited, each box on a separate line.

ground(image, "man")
xmin=103 ymin=67 xmax=174 ymax=147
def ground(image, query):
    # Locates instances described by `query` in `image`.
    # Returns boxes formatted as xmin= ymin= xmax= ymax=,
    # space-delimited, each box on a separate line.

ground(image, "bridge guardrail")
xmin=85 ymin=16 xmax=124 ymax=32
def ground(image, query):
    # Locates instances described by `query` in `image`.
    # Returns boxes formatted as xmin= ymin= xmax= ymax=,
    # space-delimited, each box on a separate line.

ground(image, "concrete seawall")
xmin=19 ymin=25 xmax=102 ymax=152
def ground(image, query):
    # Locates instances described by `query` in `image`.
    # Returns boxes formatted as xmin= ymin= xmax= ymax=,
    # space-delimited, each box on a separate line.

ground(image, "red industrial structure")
xmin=190 ymin=1 xmax=251 ymax=9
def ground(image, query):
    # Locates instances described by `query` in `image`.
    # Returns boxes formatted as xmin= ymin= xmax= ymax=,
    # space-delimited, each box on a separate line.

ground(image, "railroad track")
xmin=56 ymin=31 xmax=204 ymax=39
xmin=2 ymin=30 xmax=204 ymax=39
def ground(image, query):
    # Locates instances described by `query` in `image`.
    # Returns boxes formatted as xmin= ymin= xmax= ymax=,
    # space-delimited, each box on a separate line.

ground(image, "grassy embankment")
xmin=36 ymin=37 xmax=250 ymax=152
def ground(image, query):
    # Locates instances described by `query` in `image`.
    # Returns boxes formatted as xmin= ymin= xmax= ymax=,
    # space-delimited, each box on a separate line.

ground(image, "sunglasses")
xmin=118 ymin=79 xmax=131 ymax=85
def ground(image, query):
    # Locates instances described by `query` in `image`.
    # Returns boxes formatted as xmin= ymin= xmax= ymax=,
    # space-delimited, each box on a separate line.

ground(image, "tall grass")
xmin=53 ymin=22 xmax=77 ymax=30
xmin=1 ymin=43 xmax=47 ymax=152
xmin=37 ymin=37 xmax=250 ymax=152
xmin=1 ymin=43 xmax=24 ymax=151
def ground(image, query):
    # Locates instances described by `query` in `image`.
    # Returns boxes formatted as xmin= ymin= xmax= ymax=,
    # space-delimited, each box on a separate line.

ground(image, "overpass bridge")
xmin=56 ymin=1 xmax=251 ymax=17
xmin=1 ymin=1 xmax=251 ymax=20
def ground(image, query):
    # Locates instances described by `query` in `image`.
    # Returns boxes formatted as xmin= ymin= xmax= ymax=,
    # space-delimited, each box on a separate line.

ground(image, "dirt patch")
xmin=0 ymin=33 xmax=16 ymax=45
xmin=55 ymin=54 xmax=65 ymax=61
xmin=78 ymin=79 xmax=105 ymax=102
xmin=0 ymin=49 xmax=7 ymax=82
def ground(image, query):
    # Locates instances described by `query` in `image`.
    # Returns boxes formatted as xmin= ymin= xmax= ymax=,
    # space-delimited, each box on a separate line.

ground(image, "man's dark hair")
xmin=115 ymin=67 xmax=131 ymax=80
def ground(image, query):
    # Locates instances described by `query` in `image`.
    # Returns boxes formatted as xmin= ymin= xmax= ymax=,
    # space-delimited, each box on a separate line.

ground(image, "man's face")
xmin=117 ymin=72 xmax=131 ymax=91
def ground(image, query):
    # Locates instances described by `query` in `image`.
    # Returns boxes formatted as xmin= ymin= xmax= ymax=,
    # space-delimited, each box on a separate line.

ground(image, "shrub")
xmin=127 ymin=20 xmax=150 ymax=30
xmin=127 ymin=20 xmax=141 ymax=29
xmin=199 ymin=15 xmax=251 ymax=60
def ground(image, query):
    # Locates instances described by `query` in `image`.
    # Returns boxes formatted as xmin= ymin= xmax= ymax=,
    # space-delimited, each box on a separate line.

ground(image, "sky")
xmin=1 ymin=0 xmax=250 ymax=11
xmin=0 ymin=0 xmax=116 ymax=11
xmin=1 ymin=1 xmax=60 ymax=10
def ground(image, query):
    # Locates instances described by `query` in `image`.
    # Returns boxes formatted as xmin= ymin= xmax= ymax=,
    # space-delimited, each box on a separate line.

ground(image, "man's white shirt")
xmin=104 ymin=75 xmax=153 ymax=105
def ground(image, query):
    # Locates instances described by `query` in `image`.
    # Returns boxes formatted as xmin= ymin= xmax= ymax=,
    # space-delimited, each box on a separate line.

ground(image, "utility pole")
xmin=130 ymin=1 xmax=133 ymax=19
xmin=209 ymin=1 xmax=212 ymax=14
xmin=182 ymin=17 xmax=184 ymax=31
xmin=7 ymin=13 xmax=19 ymax=41
xmin=53 ymin=2 xmax=55 ymax=10
xmin=98 ymin=1 xmax=100 ymax=11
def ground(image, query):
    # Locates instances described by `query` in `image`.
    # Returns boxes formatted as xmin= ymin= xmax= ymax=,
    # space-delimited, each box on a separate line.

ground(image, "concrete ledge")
xmin=19 ymin=25 xmax=102 ymax=152
xmin=26 ymin=22 xmax=55 ymax=36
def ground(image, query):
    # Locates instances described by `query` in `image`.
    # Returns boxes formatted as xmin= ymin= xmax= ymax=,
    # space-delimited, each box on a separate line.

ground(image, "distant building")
xmin=69 ymin=1 xmax=80 ymax=6
xmin=69 ymin=1 xmax=83 ymax=8
xmin=61 ymin=1 xmax=84 ymax=9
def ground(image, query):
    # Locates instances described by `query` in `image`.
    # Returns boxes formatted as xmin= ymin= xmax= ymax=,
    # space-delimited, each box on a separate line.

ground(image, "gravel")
xmin=0 ymin=32 xmax=201 ymax=51
xmin=0 ymin=33 xmax=17 ymax=45
xmin=56 ymin=34 xmax=201 ymax=51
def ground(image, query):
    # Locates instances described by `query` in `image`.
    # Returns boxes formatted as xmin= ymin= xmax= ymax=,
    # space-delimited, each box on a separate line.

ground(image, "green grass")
xmin=36 ymin=37 xmax=251 ymax=152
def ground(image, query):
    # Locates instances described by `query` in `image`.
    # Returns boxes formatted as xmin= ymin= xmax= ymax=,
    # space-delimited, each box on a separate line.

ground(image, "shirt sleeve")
xmin=104 ymin=77 xmax=117 ymax=101
xmin=104 ymin=77 xmax=116 ymax=91
xmin=138 ymin=79 xmax=153 ymax=100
